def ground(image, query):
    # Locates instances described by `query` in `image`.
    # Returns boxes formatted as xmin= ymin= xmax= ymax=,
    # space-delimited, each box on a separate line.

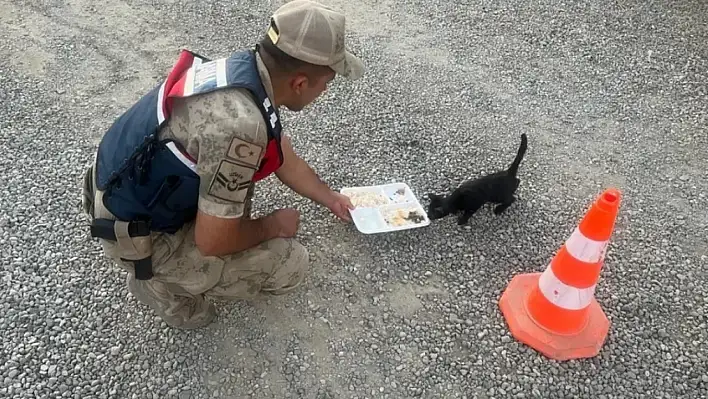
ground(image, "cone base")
xmin=498 ymin=273 xmax=610 ymax=361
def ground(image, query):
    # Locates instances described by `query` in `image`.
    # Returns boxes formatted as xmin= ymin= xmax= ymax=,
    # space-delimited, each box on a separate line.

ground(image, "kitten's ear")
xmin=428 ymin=193 xmax=441 ymax=203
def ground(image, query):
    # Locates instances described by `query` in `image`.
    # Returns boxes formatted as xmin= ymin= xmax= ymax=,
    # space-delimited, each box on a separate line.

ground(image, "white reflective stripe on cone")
xmin=216 ymin=58 xmax=228 ymax=88
xmin=538 ymin=266 xmax=596 ymax=310
xmin=565 ymin=227 xmax=609 ymax=263
xmin=156 ymin=81 xmax=167 ymax=124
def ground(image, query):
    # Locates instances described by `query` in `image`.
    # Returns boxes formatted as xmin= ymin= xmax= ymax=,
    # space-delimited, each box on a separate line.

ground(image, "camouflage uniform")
xmin=82 ymin=53 xmax=309 ymax=329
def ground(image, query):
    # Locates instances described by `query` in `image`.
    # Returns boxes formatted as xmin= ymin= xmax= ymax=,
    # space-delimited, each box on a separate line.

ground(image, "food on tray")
xmin=383 ymin=207 xmax=426 ymax=227
xmin=344 ymin=191 xmax=389 ymax=208
xmin=388 ymin=187 xmax=409 ymax=203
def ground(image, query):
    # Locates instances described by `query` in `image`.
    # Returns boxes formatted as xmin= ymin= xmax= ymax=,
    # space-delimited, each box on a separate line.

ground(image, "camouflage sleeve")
xmin=188 ymin=89 xmax=267 ymax=219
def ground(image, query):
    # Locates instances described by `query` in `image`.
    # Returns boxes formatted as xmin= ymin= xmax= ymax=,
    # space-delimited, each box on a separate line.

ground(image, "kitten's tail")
xmin=507 ymin=133 xmax=528 ymax=177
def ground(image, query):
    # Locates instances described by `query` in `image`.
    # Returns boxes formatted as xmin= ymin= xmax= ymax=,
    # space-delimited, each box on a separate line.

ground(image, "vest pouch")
xmin=111 ymin=140 xmax=199 ymax=233
xmin=134 ymin=140 xmax=200 ymax=233
xmin=150 ymin=172 xmax=200 ymax=216
xmin=145 ymin=175 xmax=182 ymax=217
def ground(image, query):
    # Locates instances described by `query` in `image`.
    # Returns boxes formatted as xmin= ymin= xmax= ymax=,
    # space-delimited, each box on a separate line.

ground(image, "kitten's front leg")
xmin=457 ymin=211 xmax=472 ymax=225
xmin=457 ymin=201 xmax=484 ymax=225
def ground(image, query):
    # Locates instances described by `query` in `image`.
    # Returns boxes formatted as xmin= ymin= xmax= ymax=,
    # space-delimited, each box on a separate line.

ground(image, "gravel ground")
xmin=1 ymin=0 xmax=707 ymax=398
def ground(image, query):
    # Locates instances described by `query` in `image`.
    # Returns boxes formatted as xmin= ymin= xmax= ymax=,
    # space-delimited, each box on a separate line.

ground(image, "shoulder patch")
xmin=207 ymin=159 xmax=255 ymax=203
xmin=226 ymin=137 xmax=263 ymax=167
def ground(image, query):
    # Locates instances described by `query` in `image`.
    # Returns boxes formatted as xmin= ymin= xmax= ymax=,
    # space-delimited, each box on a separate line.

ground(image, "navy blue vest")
xmin=95 ymin=49 xmax=283 ymax=234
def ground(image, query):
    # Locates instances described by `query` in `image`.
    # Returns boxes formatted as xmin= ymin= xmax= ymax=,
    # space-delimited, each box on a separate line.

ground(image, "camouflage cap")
xmin=267 ymin=0 xmax=364 ymax=80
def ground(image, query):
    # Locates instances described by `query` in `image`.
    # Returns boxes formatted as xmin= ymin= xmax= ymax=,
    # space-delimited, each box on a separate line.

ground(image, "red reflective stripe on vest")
xmin=162 ymin=51 xmax=199 ymax=120
xmin=253 ymin=139 xmax=282 ymax=182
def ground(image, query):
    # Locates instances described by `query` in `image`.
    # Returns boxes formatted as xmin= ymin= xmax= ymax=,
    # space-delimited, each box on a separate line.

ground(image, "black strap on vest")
xmin=90 ymin=218 xmax=154 ymax=280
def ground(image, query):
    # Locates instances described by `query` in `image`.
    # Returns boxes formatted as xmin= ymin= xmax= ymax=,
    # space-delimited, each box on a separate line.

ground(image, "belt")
xmin=84 ymin=161 xmax=154 ymax=280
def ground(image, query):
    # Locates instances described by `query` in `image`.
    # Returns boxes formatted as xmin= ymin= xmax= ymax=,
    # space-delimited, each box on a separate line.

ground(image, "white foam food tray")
xmin=340 ymin=182 xmax=431 ymax=234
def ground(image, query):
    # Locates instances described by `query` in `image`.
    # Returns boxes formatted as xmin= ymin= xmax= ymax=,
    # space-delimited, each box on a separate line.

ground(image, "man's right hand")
xmin=269 ymin=208 xmax=301 ymax=238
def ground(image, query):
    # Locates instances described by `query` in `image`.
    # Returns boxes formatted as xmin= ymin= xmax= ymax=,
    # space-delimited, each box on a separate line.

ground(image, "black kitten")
xmin=427 ymin=133 xmax=528 ymax=225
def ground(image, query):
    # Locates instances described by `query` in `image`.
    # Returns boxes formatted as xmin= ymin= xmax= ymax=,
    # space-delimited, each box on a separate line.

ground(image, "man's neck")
xmin=256 ymin=50 xmax=288 ymax=108
xmin=268 ymin=77 xmax=291 ymax=109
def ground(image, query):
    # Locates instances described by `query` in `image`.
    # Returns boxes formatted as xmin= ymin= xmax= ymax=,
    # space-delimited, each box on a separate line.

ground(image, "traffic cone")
xmin=498 ymin=188 xmax=621 ymax=361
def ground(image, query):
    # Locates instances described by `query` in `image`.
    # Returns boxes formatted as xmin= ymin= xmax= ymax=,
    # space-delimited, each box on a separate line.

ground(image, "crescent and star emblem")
xmin=234 ymin=144 xmax=255 ymax=159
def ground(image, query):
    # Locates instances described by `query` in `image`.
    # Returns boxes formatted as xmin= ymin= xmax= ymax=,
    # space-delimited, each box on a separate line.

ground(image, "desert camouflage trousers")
xmin=81 ymin=162 xmax=309 ymax=329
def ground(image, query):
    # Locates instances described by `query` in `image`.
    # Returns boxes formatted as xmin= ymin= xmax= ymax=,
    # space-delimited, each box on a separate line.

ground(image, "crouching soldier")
xmin=80 ymin=0 xmax=363 ymax=329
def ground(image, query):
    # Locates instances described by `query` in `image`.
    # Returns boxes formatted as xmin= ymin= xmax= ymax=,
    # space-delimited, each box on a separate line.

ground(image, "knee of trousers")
xmin=264 ymin=237 xmax=310 ymax=294
xmin=127 ymin=275 xmax=216 ymax=329
xmin=277 ymin=237 xmax=310 ymax=276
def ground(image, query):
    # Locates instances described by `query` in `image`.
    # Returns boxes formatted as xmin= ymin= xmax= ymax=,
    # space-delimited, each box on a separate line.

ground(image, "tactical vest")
xmin=94 ymin=49 xmax=284 ymax=234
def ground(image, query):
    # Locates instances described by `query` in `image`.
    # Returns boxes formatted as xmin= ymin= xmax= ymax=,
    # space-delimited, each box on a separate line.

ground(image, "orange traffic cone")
xmin=498 ymin=188 xmax=621 ymax=361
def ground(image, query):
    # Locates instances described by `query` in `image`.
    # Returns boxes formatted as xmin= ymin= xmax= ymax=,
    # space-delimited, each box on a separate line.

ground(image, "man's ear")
xmin=290 ymin=74 xmax=309 ymax=94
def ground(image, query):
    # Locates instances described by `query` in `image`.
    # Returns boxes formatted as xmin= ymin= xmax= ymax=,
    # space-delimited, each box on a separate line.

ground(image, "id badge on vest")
xmin=183 ymin=58 xmax=229 ymax=96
